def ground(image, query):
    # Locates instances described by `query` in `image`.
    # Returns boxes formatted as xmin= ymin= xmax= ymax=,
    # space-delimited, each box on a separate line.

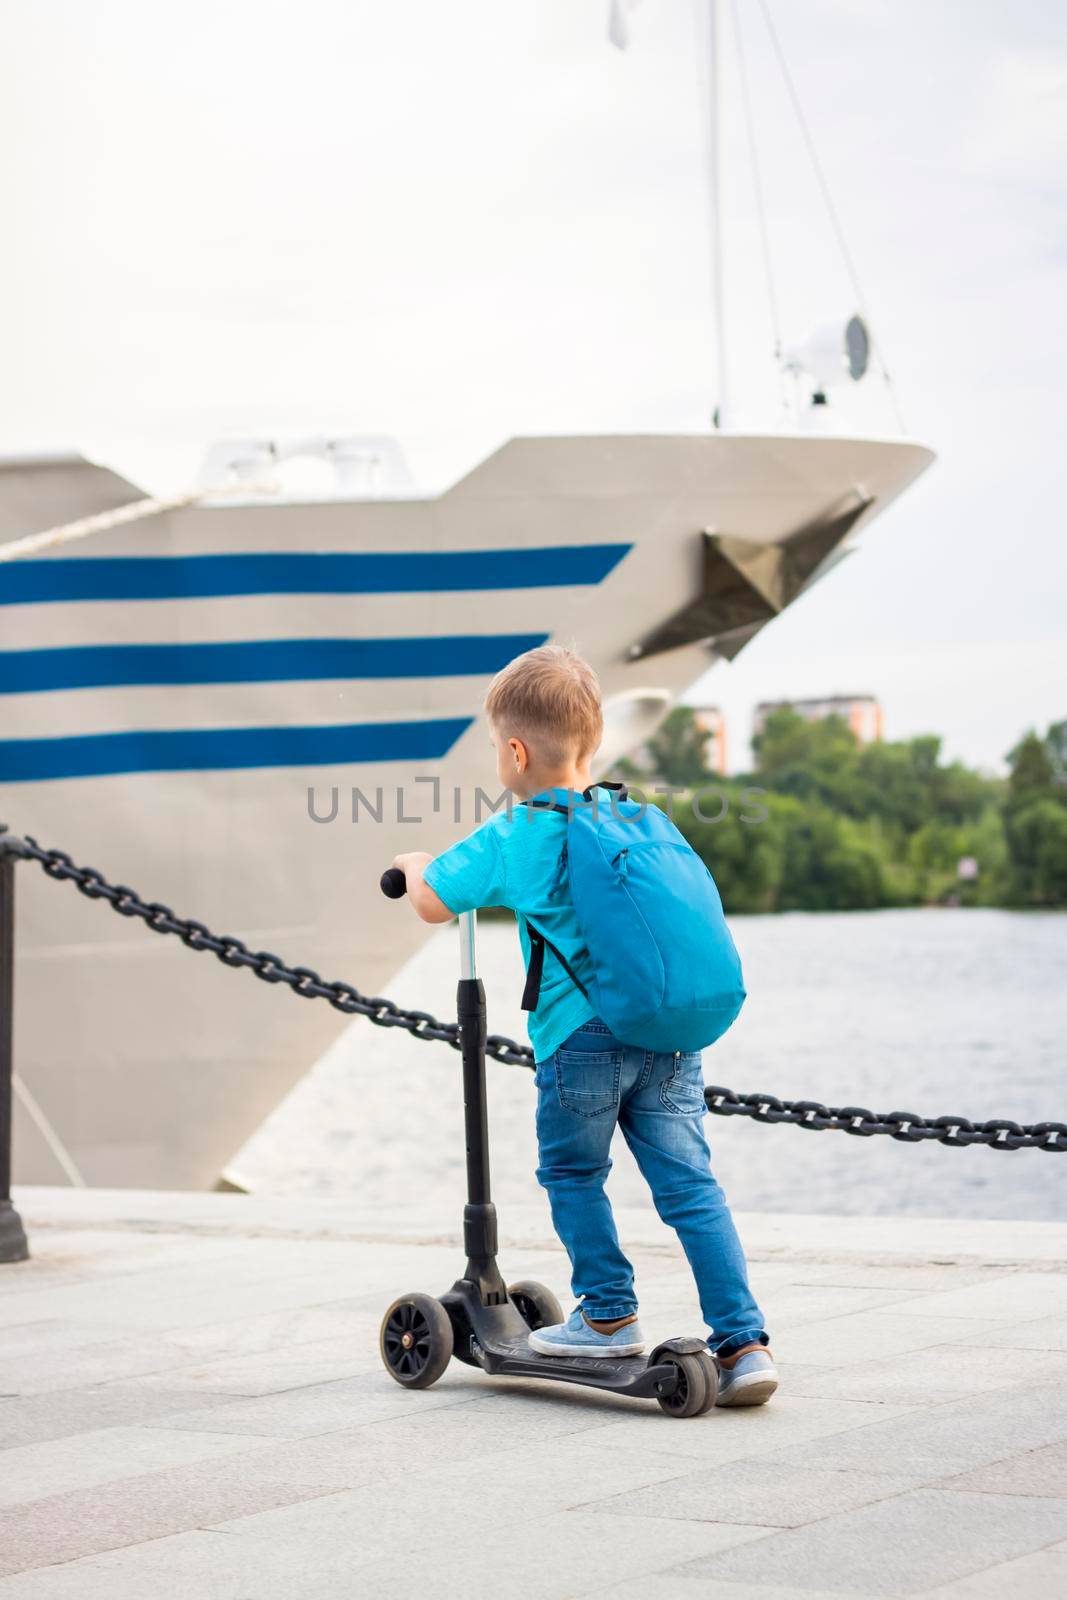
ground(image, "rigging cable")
xmin=756 ymin=0 xmax=909 ymax=435
xmin=730 ymin=0 xmax=790 ymax=419
xmin=12 ymin=1073 xmax=86 ymax=1188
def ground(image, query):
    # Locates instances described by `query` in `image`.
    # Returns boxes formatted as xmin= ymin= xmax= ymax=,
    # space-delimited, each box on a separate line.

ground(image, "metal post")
xmin=708 ymin=0 xmax=730 ymax=429
xmin=0 ymin=842 xmax=30 ymax=1262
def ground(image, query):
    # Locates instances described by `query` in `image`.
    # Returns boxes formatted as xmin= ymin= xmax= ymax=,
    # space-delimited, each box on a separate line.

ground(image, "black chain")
xmin=4 ymin=831 xmax=529 ymax=1068
xmin=702 ymin=1087 xmax=1066 ymax=1152
xmin=4 ymin=831 xmax=1064 ymax=1152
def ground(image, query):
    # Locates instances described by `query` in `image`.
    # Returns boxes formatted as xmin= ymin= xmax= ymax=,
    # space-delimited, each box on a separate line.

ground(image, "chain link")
xmin=4 ymin=830 xmax=1064 ymax=1150
xmin=702 ymin=1088 xmax=1066 ymax=1152
xmin=7 ymin=832 xmax=536 ymax=1067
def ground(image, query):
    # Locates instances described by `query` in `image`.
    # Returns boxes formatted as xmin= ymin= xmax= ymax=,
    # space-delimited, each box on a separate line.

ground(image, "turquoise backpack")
xmin=520 ymin=784 xmax=746 ymax=1052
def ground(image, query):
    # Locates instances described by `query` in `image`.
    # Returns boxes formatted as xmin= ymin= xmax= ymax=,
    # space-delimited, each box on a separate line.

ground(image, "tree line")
xmin=616 ymin=708 xmax=1067 ymax=912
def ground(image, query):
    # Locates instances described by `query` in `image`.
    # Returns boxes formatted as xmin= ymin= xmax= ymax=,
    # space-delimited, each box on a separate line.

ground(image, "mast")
xmin=708 ymin=0 xmax=729 ymax=429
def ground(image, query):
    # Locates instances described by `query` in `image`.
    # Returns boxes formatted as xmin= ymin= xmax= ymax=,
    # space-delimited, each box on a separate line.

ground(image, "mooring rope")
xmin=2 ymin=829 xmax=1063 ymax=1152
xmin=0 ymin=481 xmax=278 ymax=564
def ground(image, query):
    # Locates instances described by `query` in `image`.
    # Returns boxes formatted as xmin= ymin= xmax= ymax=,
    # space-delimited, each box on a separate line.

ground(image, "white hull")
xmin=0 ymin=433 xmax=933 ymax=1188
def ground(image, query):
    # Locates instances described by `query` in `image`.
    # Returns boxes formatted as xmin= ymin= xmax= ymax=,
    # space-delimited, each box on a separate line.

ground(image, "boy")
xmin=391 ymin=645 xmax=777 ymax=1405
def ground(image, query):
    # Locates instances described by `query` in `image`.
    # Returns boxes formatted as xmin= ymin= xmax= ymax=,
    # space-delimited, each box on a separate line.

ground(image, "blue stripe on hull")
xmin=0 ymin=633 xmax=549 ymax=695
xmin=0 ymin=718 xmax=473 ymax=783
xmin=0 ymin=546 xmax=630 ymax=605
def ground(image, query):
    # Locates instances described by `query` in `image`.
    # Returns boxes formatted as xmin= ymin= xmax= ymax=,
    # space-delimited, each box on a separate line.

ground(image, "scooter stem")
xmin=456 ymin=908 xmax=507 ymax=1304
xmin=458 ymin=908 xmax=477 ymax=981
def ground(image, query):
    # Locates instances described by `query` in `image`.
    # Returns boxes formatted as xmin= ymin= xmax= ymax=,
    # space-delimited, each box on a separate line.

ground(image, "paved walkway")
xmin=2 ymin=1188 xmax=1066 ymax=1598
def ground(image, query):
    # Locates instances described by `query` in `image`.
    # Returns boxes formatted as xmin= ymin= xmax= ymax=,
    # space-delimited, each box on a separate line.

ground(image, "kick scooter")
xmin=377 ymin=867 xmax=719 ymax=1417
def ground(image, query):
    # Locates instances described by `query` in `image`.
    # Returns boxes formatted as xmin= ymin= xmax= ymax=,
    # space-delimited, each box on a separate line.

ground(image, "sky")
xmin=0 ymin=0 xmax=1064 ymax=772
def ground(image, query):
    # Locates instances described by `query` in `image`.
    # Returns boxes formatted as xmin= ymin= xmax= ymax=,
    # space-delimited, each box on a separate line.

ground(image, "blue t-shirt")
xmin=423 ymin=787 xmax=599 ymax=1062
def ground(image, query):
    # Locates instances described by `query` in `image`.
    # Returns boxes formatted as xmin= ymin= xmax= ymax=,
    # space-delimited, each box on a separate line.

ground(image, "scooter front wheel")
xmin=380 ymin=1293 xmax=453 ymax=1389
xmin=653 ymin=1348 xmax=718 ymax=1418
xmin=507 ymin=1279 xmax=564 ymax=1332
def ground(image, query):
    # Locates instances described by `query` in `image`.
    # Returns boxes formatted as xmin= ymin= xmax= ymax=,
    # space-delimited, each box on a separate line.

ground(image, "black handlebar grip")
xmin=380 ymin=867 xmax=407 ymax=899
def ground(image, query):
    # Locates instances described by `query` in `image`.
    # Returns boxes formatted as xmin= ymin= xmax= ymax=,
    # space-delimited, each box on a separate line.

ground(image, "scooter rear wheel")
xmin=654 ymin=1349 xmax=718 ymax=1418
xmin=380 ymin=1293 xmax=453 ymax=1389
xmin=507 ymin=1279 xmax=565 ymax=1332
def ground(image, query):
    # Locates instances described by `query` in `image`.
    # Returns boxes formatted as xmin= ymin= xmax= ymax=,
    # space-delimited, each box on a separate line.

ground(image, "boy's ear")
xmin=507 ymin=735 xmax=529 ymax=773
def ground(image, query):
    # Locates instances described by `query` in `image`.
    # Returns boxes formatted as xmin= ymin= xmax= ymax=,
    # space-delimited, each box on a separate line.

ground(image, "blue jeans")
xmin=534 ymin=1018 xmax=768 ymax=1359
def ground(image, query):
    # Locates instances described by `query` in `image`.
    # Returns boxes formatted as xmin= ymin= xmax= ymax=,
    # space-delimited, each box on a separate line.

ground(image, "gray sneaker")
xmin=715 ymin=1347 xmax=779 ymax=1406
xmin=528 ymin=1307 xmax=646 ymax=1358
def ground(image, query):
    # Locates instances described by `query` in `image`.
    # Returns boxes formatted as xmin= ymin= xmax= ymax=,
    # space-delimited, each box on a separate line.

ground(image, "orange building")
xmin=754 ymin=695 xmax=884 ymax=746
xmin=691 ymin=706 xmax=728 ymax=774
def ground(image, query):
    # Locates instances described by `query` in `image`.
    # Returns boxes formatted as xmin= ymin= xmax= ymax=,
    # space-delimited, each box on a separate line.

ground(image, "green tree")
xmin=631 ymin=705 xmax=1060 ymax=912
xmin=908 ymin=818 xmax=960 ymax=903
xmin=1005 ymin=799 xmax=1067 ymax=906
xmin=1003 ymin=726 xmax=1067 ymax=905
xmin=670 ymin=788 xmax=786 ymax=913
xmin=955 ymin=807 xmax=1011 ymax=906
xmin=1007 ymin=731 xmax=1056 ymax=811
xmin=752 ymin=709 xmax=859 ymax=811
xmin=848 ymin=739 xmax=931 ymax=834
xmin=626 ymin=706 xmax=713 ymax=788
xmin=1046 ymin=719 xmax=1067 ymax=783
xmin=778 ymin=807 xmax=886 ymax=911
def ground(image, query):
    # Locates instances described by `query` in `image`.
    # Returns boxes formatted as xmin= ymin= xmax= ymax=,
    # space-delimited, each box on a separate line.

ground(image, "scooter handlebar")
xmin=379 ymin=866 xmax=407 ymax=899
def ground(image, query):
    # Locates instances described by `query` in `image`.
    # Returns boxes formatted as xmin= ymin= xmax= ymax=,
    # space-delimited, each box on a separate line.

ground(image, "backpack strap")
xmin=517 ymin=788 xmax=615 ymax=1011
xmin=522 ymin=782 xmax=628 ymax=815
xmin=520 ymin=917 xmax=590 ymax=1012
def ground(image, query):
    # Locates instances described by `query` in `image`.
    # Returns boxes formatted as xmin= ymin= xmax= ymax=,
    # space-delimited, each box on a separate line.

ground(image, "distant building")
xmin=691 ymin=706 xmax=728 ymax=775
xmin=626 ymin=704 xmax=728 ymax=778
xmin=754 ymin=695 xmax=884 ymax=746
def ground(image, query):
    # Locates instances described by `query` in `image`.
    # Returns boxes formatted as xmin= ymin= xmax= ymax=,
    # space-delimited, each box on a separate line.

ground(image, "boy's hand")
xmin=390 ymin=852 xmax=454 ymax=925
xmin=391 ymin=850 xmax=434 ymax=878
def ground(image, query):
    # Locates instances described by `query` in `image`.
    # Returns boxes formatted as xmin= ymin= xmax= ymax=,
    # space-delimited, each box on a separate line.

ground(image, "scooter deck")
xmin=440 ymin=1280 xmax=707 ymax=1400
xmin=469 ymin=1332 xmax=680 ymax=1398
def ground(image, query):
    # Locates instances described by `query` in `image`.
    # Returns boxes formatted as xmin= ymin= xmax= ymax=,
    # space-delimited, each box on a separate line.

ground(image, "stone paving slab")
xmin=919 ymin=1546 xmax=1067 ymax=1598
xmin=0 ymin=1472 xmax=339 ymax=1581
xmin=154 ymin=1291 xmax=403 ymax=1357
xmin=16 ymin=1186 xmax=1067 ymax=1263
xmin=551 ymin=1392 xmax=923 ymax=1469
xmin=957 ymin=1313 xmax=1067 ymax=1352
xmin=763 ymin=1310 xmax=1009 ymax=1366
xmin=340 ymin=1509 xmax=769 ymax=1600
xmin=945 ymin=1440 xmax=1067 ymax=1499
xmin=0 ymin=1231 xmax=251 ymax=1295
xmin=591 ymin=1580 xmax=879 ymax=1600
xmin=740 ymin=1284 xmax=924 ymax=1327
xmin=1 ymin=1331 xmax=277 ymax=1398
xmin=206 ymin=1433 xmax=703 ymax=1554
xmin=96 ymin=1332 xmax=382 ymax=1397
xmin=596 ymin=1550 xmax=1067 ymax=1600
xmin=0 ymin=1383 xmax=242 ymax=1452
xmin=680 ymin=1488 xmax=1067 ymax=1596
xmin=0 ymin=1515 xmax=768 ymax=1600
xmin=137 ymin=1369 xmax=485 ymax=1437
xmin=1 ymin=1186 xmax=1066 ymax=1598
xmin=740 ymin=1381 xmax=1067 ymax=1480
xmin=880 ymin=1273 xmax=1067 ymax=1323
xmin=792 ymin=1264 xmax=1016 ymax=1293
xmin=589 ymin=1458 xmax=924 ymax=1528
xmin=778 ymin=1342 xmax=1067 ymax=1405
xmin=0 ymin=1426 xmax=283 ymax=1510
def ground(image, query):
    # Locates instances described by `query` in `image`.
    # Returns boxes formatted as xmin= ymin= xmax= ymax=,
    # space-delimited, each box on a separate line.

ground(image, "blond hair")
xmin=484 ymin=645 xmax=603 ymax=765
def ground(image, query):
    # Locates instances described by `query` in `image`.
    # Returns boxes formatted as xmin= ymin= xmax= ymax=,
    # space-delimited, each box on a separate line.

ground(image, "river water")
xmin=236 ymin=908 xmax=1066 ymax=1223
